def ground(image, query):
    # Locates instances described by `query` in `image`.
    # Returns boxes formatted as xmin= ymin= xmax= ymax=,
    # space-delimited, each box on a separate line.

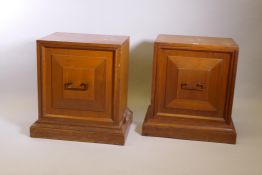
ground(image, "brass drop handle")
xmin=64 ymin=82 xmax=88 ymax=91
xmin=181 ymin=82 xmax=204 ymax=91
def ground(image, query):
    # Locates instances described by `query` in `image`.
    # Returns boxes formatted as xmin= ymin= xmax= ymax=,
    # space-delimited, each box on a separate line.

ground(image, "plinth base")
xmin=142 ymin=106 xmax=236 ymax=144
xmin=30 ymin=108 xmax=133 ymax=145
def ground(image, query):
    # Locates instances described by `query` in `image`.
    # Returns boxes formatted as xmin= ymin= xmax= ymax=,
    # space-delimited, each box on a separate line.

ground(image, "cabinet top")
xmin=38 ymin=32 xmax=129 ymax=46
xmin=156 ymin=34 xmax=238 ymax=49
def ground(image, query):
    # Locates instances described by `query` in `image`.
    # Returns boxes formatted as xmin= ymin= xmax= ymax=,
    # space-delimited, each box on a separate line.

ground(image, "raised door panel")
xmin=41 ymin=47 xmax=114 ymax=122
xmin=155 ymin=49 xmax=231 ymax=120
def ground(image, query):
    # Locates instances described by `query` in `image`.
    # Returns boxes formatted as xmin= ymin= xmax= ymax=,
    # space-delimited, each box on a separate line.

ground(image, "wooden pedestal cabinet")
xmin=30 ymin=32 xmax=133 ymax=145
xmin=142 ymin=35 xmax=239 ymax=144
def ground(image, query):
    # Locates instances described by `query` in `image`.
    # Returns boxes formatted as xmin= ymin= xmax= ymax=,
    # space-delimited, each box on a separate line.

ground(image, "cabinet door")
xmin=41 ymin=47 xmax=114 ymax=122
xmin=155 ymin=48 xmax=231 ymax=120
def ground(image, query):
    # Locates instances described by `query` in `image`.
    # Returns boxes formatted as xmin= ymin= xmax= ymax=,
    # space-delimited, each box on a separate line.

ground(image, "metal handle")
xmin=181 ymin=82 xmax=204 ymax=91
xmin=64 ymin=82 xmax=88 ymax=91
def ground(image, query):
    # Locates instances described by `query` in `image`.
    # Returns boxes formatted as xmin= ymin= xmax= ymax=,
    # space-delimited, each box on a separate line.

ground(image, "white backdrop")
xmin=0 ymin=1 xmax=262 ymax=175
xmin=0 ymin=0 xmax=262 ymax=99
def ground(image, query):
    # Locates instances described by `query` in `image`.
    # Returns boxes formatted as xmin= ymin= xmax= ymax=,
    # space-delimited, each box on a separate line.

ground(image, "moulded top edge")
xmin=155 ymin=34 xmax=239 ymax=49
xmin=37 ymin=32 xmax=129 ymax=46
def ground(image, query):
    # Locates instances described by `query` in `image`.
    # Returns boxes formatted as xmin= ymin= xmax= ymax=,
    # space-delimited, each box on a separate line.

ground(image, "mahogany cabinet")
xmin=30 ymin=32 xmax=132 ymax=145
xmin=142 ymin=34 xmax=239 ymax=144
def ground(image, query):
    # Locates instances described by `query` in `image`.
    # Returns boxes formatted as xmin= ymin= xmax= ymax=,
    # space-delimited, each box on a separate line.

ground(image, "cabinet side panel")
xmin=225 ymin=49 xmax=239 ymax=123
xmin=118 ymin=40 xmax=129 ymax=122
xmin=37 ymin=42 xmax=43 ymax=119
xmin=151 ymin=43 xmax=159 ymax=118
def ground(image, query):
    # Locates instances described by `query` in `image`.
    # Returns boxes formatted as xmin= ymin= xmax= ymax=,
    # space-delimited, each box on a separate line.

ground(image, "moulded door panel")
xmin=155 ymin=49 xmax=231 ymax=120
xmin=41 ymin=47 xmax=114 ymax=121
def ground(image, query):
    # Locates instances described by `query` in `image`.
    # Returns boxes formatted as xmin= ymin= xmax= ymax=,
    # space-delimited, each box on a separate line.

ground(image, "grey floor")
xmin=0 ymin=92 xmax=261 ymax=175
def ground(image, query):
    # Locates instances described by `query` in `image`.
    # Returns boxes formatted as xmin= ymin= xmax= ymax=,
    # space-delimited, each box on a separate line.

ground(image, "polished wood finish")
xmin=30 ymin=32 xmax=132 ymax=145
xmin=142 ymin=34 xmax=239 ymax=144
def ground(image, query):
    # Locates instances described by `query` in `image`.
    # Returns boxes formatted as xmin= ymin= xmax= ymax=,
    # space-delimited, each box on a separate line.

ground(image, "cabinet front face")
xmin=40 ymin=47 xmax=114 ymax=122
xmin=155 ymin=48 xmax=231 ymax=120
